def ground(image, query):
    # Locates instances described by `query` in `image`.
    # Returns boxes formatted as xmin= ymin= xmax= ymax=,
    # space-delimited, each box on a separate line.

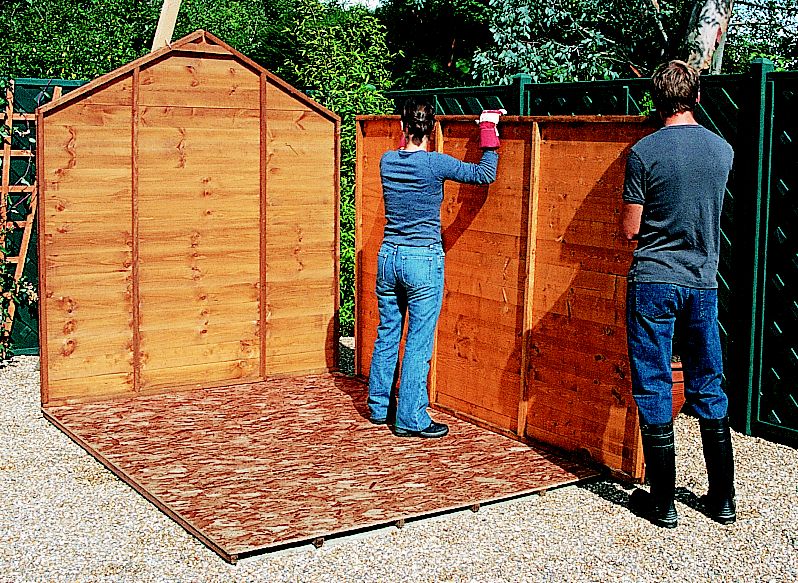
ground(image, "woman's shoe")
xmin=393 ymin=421 xmax=449 ymax=438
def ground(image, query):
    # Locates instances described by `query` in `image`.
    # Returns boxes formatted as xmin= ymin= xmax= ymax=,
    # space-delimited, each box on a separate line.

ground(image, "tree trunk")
xmin=710 ymin=29 xmax=728 ymax=74
xmin=684 ymin=0 xmax=734 ymax=72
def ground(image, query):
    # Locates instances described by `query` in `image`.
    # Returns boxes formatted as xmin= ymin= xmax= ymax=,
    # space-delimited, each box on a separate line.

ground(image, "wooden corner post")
xmin=517 ymin=121 xmax=542 ymax=437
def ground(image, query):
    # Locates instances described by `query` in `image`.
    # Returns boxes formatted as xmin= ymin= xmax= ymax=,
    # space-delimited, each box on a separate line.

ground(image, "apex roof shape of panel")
xmin=37 ymin=29 xmax=339 ymax=123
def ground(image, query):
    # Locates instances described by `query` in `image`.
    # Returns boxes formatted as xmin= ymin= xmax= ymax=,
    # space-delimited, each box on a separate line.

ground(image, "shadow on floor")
xmin=579 ymin=479 xmax=706 ymax=516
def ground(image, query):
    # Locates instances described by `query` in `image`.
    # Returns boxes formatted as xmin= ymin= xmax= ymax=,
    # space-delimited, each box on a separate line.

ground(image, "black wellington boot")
xmin=699 ymin=417 xmax=737 ymax=524
xmin=629 ymin=421 xmax=678 ymax=528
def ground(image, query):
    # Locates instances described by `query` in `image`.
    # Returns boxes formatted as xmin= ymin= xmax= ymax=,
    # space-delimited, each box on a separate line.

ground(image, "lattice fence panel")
xmin=757 ymin=73 xmax=798 ymax=441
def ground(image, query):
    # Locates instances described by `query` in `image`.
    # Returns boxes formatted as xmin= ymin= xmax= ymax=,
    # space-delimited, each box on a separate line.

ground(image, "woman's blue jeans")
xmin=368 ymin=242 xmax=445 ymax=432
xmin=626 ymin=282 xmax=728 ymax=425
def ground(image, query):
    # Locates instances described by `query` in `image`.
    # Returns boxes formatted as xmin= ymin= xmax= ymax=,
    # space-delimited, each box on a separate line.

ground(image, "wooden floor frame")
xmin=43 ymin=374 xmax=596 ymax=563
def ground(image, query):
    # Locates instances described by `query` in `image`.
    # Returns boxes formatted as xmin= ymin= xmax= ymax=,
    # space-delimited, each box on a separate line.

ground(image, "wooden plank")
xmin=48 ymin=373 xmax=135 ymax=401
xmin=37 ymin=105 xmax=50 ymax=404
xmin=265 ymin=80 xmax=313 ymax=112
xmin=354 ymin=120 xmax=395 ymax=377
xmin=265 ymin=106 xmax=337 ymax=376
xmin=520 ymin=118 xmax=648 ymax=479
xmin=263 ymin=351 xmax=333 ymax=374
xmin=435 ymin=392 xmax=516 ymax=434
xmin=333 ymin=113 xmax=342 ymax=371
xmin=437 ymin=120 xmax=530 ymax=432
xmin=137 ymin=103 xmax=261 ymax=387
xmin=132 ymin=67 xmax=142 ymax=393
xmin=141 ymin=334 xmax=259 ymax=371
xmin=140 ymin=358 xmax=260 ymax=390
xmin=139 ymin=105 xmax=259 ymax=128
xmin=435 ymin=360 xmax=521 ymax=428
xmin=138 ymin=55 xmax=260 ymax=109
xmin=518 ymin=121 xmax=541 ymax=435
xmin=80 ymin=75 xmax=134 ymax=107
xmin=260 ymin=73 xmax=268 ymax=379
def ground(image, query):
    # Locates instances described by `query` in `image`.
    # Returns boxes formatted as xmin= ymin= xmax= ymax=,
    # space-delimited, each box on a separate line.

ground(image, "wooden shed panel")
xmin=47 ymin=373 xmax=135 ymax=402
xmin=265 ymin=80 xmax=313 ymax=112
xmin=140 ymin=105 xmax=259 ymax=128
xmin=354 ymin=118 xmax=394 ymax=377
xmin=265 ymin=110 xmax=336 ymax=374
xmin=137 ymin=105 xmax=261 ymax=389
xmin=138 ymin=55 xmax=259 ymax=109
xmin=41 ymin=107 xmax=134 ymax=400
xmin=434 ymin=120 xmax=532 ymax=433
xmin=79 ymin=74 xmax=133 ymax=106
xmin=435 ymin=382 xmax=518 ymax=431
xmin=524 ymin=121 xmax=650 ymax=477
xmin=139 ymin=358 xmax=260 ymax=390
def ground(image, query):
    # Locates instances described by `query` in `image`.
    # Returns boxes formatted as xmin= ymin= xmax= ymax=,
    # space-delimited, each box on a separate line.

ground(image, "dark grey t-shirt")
xmin=380 ymin=149 xmax=498 ymax=246
xmin=623 ymin=124 xmax=733 ymax=288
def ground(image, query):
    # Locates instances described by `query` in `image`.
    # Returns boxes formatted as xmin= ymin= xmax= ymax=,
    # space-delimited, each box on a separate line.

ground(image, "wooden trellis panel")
xmin=355 ymin=115 xmax=651 ymax=479
xmin=1 ymin=81 xmax=60 ymax=337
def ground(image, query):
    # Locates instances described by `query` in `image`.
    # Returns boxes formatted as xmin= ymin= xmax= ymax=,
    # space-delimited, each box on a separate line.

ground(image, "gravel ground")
xmin=1 ymin=354 xmax=796 ymax=582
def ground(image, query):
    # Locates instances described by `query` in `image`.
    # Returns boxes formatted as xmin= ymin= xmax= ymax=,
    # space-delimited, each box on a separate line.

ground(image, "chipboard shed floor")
xmin=43 ymin=374 xmax=596 ymax=563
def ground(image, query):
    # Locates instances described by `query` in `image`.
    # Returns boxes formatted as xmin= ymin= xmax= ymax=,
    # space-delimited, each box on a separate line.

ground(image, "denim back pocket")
xmin=399 ymin=254 xmax=433 ymax=289
xmin=377 ymin=251 xmax=392 ymax=285
xmin=633 ymin=283 xmax=677 ymax=320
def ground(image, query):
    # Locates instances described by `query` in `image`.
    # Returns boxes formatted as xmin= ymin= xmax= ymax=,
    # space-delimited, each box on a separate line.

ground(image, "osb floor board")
xmin=43 ymin=375 xmax=596 ymax=563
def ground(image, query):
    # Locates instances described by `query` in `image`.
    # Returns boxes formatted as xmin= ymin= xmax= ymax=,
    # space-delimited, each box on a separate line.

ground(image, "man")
xmin=621 ymin=60 xmax=736 ymax=528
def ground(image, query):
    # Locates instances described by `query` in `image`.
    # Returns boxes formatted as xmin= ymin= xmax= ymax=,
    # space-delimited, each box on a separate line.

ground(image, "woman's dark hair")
xmin=401 ymin=98 xmax=435 ymax=145
xmin=651 ymin=60 xmax=700 ymax=119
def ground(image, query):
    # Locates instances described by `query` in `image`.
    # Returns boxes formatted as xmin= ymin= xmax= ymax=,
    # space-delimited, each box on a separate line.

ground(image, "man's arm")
xmin=621 ymin=149 xmax=645 ymax=242
xmin=621 ymin=203 xmax=643 ymax=241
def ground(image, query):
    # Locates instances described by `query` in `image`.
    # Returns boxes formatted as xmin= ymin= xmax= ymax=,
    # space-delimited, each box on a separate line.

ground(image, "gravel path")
xmin=1 ymin=355 xmax=796 ymax=582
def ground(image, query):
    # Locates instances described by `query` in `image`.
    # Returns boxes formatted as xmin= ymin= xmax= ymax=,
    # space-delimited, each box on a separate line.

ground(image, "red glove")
xmin=478 ymin=109 xmax=506 ymax=149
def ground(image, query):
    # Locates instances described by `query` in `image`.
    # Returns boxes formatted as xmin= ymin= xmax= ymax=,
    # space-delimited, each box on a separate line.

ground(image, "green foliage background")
xmin=278 ymin=0 xmax=393 ymax=336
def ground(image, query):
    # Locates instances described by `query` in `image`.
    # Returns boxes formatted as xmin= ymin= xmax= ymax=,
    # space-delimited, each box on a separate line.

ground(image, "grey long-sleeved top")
xmin=379 ymin=149 xmax=498 ymax=246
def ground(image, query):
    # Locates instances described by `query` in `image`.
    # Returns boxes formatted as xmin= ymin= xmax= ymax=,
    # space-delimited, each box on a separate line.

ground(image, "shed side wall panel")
xmin=265 ymin=82 xmax=337 ymax=375
xmin=42 ymin=102 xmax=135 ymax=401
xmin=435 ymin=121 xmax=532 ymax=432
xmin=524 ymin=121 xmax=650 ymax=477
xmin=136 ymin=61 xmax=261 ymax=390
xmin=354 ymin=119 xmax=395 ymax=377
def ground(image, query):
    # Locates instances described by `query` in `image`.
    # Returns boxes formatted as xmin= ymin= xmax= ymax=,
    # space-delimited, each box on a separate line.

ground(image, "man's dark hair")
xmin=652 ymin=60 xmax=700 ymax=119
xmin=401 ymin=97 xmax=435 ymax=145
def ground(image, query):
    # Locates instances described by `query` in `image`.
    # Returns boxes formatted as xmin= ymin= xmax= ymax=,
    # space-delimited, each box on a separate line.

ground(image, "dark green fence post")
xmin=511 ymin=74 xmax=532 ymax=115
xmin=732 ymin=58 xmax=775 ymax=434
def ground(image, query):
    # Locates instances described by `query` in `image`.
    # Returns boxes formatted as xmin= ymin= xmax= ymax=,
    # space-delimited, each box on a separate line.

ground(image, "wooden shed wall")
xmin=524 ymin=121 xmax=651 ymax=477
xmin=355 ymin=116 xmax=650 ymax=479
xmin=39 ymin=42 xmax=338 ymax=405
xmin=263 ymin=82 xmax=338 ymax=376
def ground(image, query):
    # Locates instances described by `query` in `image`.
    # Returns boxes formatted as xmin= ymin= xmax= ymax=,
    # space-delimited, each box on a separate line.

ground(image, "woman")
xmin=368 ymin=98 xmax=503 ymax=438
